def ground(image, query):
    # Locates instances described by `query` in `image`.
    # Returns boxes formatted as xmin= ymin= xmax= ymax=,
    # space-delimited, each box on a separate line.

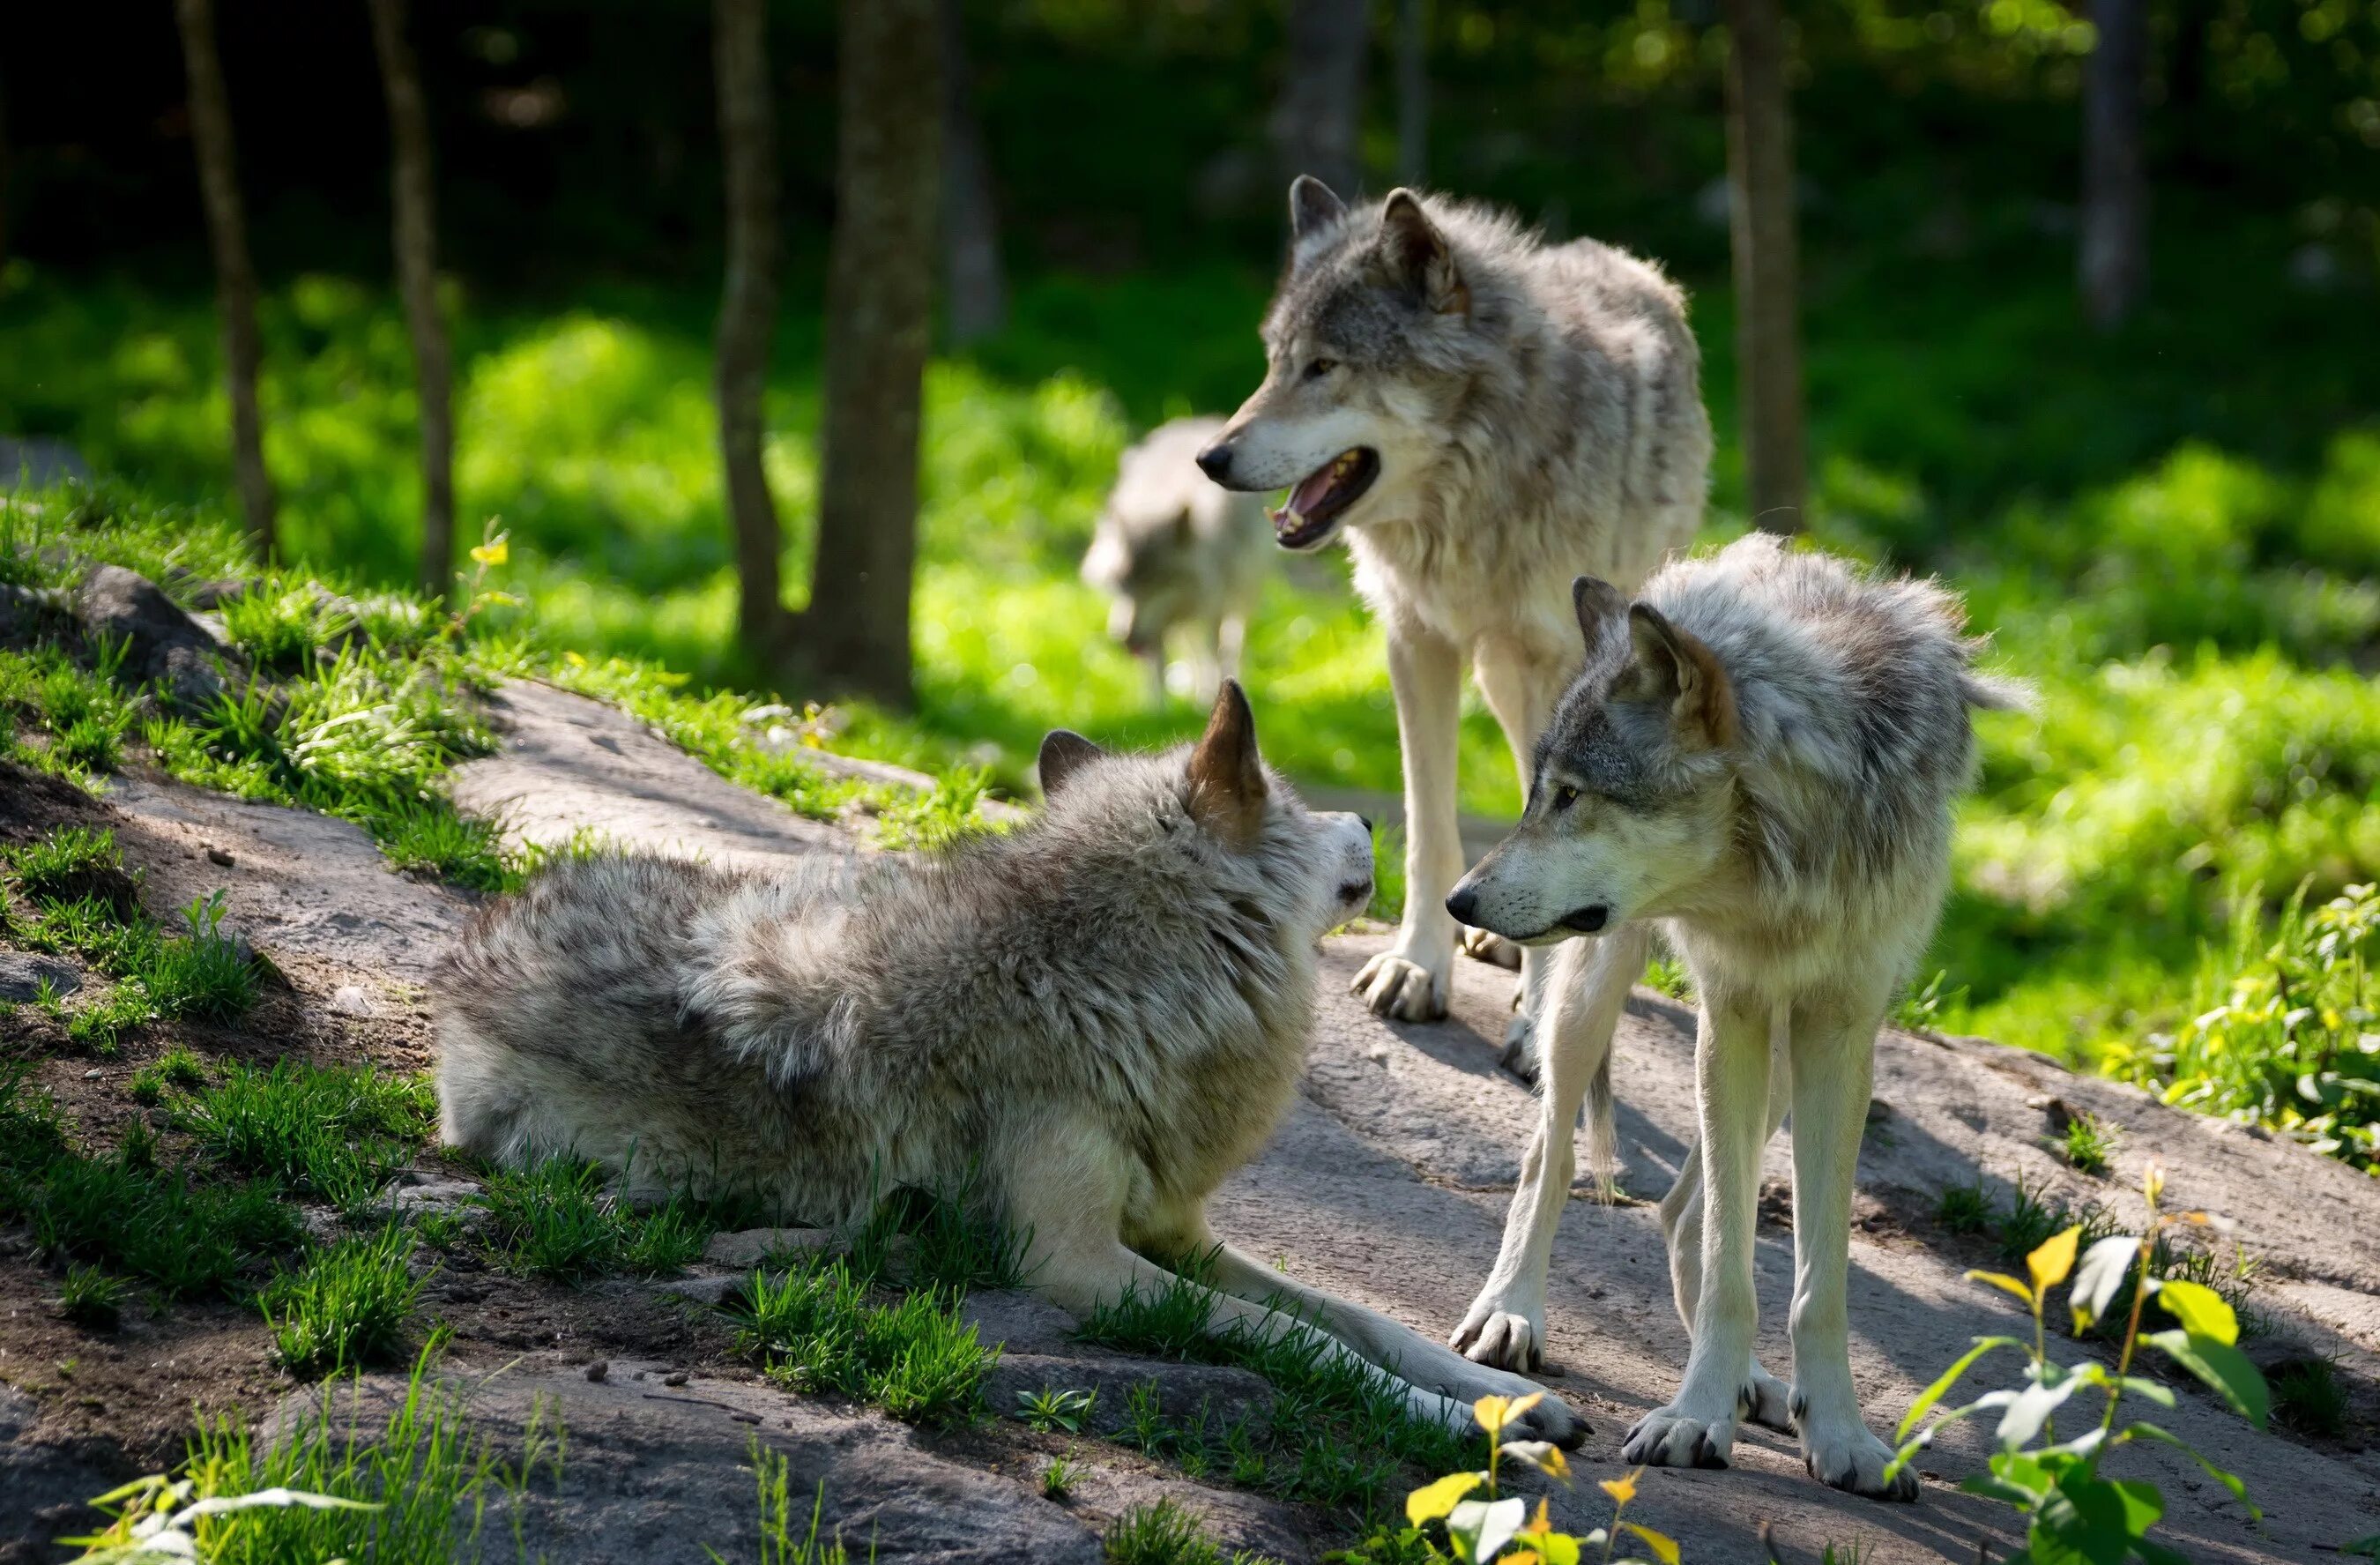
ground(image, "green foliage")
xmin=56 ymin=1264 xmax=128 ymax=1331
xmin=1365 ymin=822 xmax=1406 ymax=925
xmin=2060 ymin=1113 xmax=2119 ymax=1178
xmin=175 ymin=1062 xmax=433 ymax=1210
xmin=1104 ymin=1499 xmax=1275 ymax=1565
xmin=1891 ymin=1171 xmax=2268 ymax=1565
xmin=703 ymin=1439 xmax=850 ymax=1565
xmin=261 ymin=1227 xmax=428 ymax=1379
xmin=1076 ymin=1259 xmax=1471 ymax=1510
xmin=472 ymin=1155 xmax=718 ymax=1284
xmin=1040 ymin=1451 xmax=1083 ymax=1500
xmin=1361 ymin=1400 xmax=1674 ymax=1565
xmin=2271 ymin=1355 xmax=2350 ymax=1440
xmin=1935 ymin=1181 xmax=1995 ymax=1237
xmin=128 ymin=1047 xmax=210 ymax=1105
xmin=1016 ymin=1385 xmax=1097 ymax=1434
xmin=726 ymin=1256 xmax=995 ymax=1428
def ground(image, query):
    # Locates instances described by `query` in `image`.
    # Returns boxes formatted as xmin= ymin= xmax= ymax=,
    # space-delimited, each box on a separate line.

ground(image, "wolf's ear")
xmin=1185 ymin=679 xmax=1268 ymax=848
xmin=1624 ymin=604 xmax=1738 ymax=750
xmin=1378 ymin=190 xmax=1469 ymax=315
xmin=1289 ymin=175 xmax=1347 ymax=272
xmin=1572 ymin=575 xmax=1628 ymax=652
xmin=1038 ymin=729 xmax=1106 ymax=800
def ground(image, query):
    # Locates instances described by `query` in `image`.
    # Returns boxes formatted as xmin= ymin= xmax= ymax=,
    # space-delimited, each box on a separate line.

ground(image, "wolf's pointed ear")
xmin=1038 ymin=729 xmax=1106 ymax=800
xmin=1289 ymin=175 xmax=1347 ymax=272
xmin=1185 ymin=679 xmax=1268 ymax=847
xmin=1625 ymin=604 xmax=1739 ymax=750
xmin=1572 ymin=575 xmax=1628 ymax=652
xmin=1378 ymin=190 xmax=1469 ymax=315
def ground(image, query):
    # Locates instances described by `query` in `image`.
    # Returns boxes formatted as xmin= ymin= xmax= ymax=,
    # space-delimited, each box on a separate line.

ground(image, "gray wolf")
xmin=435 ymin=682 xmax=1583 ymax=1445
xmin=1080 ymin=416 xmax=1275 ymax=704
xmin=1441 ymin=534 xmax=2025 ymax=1497
xmin=1195 ymin=177 xmax=1711 ymax=1068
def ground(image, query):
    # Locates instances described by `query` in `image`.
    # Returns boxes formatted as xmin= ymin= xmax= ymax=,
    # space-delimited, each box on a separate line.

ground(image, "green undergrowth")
xmin=0 ymin=828 xmax=255 ymax=1052
xmin=1104 ymin=1499 xmax=1276 ymax=1565
xmin=171 ymin=1061 xmax=436 ymax=1211
xmin=261 ymin=1226 xmax=430 ymax=1379
xmin=727 ymin=1258 xmax=994 ymax=1428
xmin=470 ymin=1155 xmax=723 ymax=1284
xmin=1076 ymin=1258 xmax=1473 ymax=1513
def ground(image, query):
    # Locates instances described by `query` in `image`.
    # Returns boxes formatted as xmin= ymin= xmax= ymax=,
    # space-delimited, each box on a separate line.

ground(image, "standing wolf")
xmin=1081 ymin=416 xmax=1275 ymax=704
xmin=1197 ymin=178 xmax=1709 ymax=1065
xmin=435 ymin=682 xmax=1583 ymax=1445
xmin=1443 ymin=535 xmax=2025 ymax=1497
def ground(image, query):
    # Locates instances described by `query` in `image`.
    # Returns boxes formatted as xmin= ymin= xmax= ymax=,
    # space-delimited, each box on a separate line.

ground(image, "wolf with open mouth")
xmin=1195 ymin=178 xmax=1712 ymax=1069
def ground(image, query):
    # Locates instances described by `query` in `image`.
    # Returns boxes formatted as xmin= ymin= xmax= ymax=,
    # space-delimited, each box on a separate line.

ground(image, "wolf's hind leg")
xmin=1453 ymin=928 xmax=1640 ymax=1374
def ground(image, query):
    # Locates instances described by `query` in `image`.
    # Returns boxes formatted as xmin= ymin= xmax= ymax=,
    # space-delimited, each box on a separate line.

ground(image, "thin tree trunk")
xmin=2080 ymin=0 xmax=2147 ymax=329
xmin=712 ymin=0 xmax=787 ymax=670
xmin=367 ymin=0 xmax=456 ymax=602
xmin=174 ymin=0 xmax=276 ymax=558
xmin=0 ymin=63 xmax=12 ymax=273
xmin=1722 ymin=0 xmax=1804 ymax=535
xmin=805 ymin=0 xmax=939 ymax=707
xmin=1271 ymin=0 xmax=1369 ymax=197
xmin=940 ymin=0 xmax=1005 ymax=346
xmin=1395 ymin=0 xmax=1428 ymax=188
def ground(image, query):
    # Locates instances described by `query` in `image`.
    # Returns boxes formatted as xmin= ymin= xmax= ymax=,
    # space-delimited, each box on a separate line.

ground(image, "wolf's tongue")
xmin=1288 ymin=466 xmax=1341 ymax=516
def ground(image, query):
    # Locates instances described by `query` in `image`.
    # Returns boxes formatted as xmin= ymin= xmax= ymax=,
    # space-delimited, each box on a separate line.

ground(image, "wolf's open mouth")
xmin=1273 ymin=448 xmax=1378 ymax=549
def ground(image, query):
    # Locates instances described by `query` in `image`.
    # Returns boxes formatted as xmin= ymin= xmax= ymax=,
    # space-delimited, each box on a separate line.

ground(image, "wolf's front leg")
xmin=1355 ymin=628 xmax=1465 ymax=1021
xmin=1786 ymin=987 xmax=1914 ymax=1500
xmin=1454 ymin=928 xmax=1642 ymax=1369
xmin=1625 ymin=987 xmax=1773 ymax=1470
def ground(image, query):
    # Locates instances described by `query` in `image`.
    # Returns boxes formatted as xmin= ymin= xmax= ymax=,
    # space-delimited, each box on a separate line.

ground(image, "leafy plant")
xmin=55 ymin=1474 xmax=376 ymax=1565
xmin=1388 ymin=1395 xmax=1673 ymax=1565
xmin=725 ymin=1256 xmax=995 ymax=1428
xmin=1935 ymin=1180 xmax=1995 ymax=1236
xmin=56 ymin=1264 xmax=128 ymax=1330
xmin=1041 ymin=1451 xmax=1082 ymax=1500
xmin=2060 ymin=1113 xmax=2119 ymax=1177
xmin=260 ymin=1227 xmax=427 ymax=1378
xmin=1893 ymin=970 xmax=1966 ymax=1032
xmin=1018 ymin=1385 xmax=1097 ymax=1434
xmin=703 ymin=1437 xmax=849 ymax=1565
xmin=1889 ymin=1165 xmax=2267 ymax=1565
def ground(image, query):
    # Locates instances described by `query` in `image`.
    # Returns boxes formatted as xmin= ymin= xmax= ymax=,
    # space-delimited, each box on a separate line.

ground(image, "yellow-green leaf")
xmin=469 ymin=537 xmax=509 ymax=567
xmin=2027 ymin=1226 xmax=2081 ymax=1295
xmin=1966 ymin=1270 xmax=2034 ymax=1308
xmin=1474 ymin=1391 xmax=1544 ymax=1435
xmin=1407 ymin=1470 xmax=1487 ymax=1526
xmin=2154 ymin=1278 xmax=2238 ymax=1346
xmin=1623 ymin=1522 xmax=1681 ymax=1565
xmin=1599 ymin=1468 xmax=1640 ymax=1506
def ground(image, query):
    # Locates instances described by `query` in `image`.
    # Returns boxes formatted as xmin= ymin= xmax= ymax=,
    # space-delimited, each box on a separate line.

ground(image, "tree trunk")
xmin=940 ymin=0 xmax=1005 ymax=346
xmin=805 ymin=0 xmax=939 ymax=707
xmin=2079 ymin=0 xmax=2147 ymax=329
xmin=712 ymin=0 xmax=788 ymax=671
xmin=1395 ymin=0 xmax=1428 ymax=188
xmin=174 ymin=0 xmax=276 ymax=559
xmin=1722 ymin=0 xmax=1804 ymax=535
xmin=1271 ymin=0 xmax=1369 ymax=197
xmin=0 ymin=62 xmax=12 ymax=273
xmin=367 ymin=0 xmax=456 ymax=602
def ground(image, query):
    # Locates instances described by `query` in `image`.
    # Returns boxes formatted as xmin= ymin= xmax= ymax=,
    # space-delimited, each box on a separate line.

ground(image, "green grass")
xmin=704 ymin=1439 xmax=851 ymax=1565
xmin=2058 ymin=1113 xmax=2118 ymax=1177
xmin=1075 ymin=1260 xmax=1471 ymax=1511
xmin=261 ymin=1226 xmax=428 ymax=1379
xmin=1039 ymin=1450 xmax=1082 ymax=1501
xmin=2271 ymin=1355 xmax=2350 ymax=1440
xmin=56 ymin=1263 xmax=128 ymax=1331
xmin=175 ymin=1062 xmax=435 ymax=1211
xmin=1934 ymin=1180 xmax=1995 ymax=1237
xmin=1104 ymin=1499 xmax=1272 ymax=1565
xmin=725 ymin=1256 xmax=994 ymax=1428
xmin=129 ymin=1046 xmax=212 ymax=1104
xmin=472 ymin=1155 xmax=718 ymax=1284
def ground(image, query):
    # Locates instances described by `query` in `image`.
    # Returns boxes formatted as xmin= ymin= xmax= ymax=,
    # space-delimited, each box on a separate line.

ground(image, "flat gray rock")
xmin=450 ymin=681 xmax=846 ymax=869
xmin=0 ymin=952 xmax=79 ymax=1002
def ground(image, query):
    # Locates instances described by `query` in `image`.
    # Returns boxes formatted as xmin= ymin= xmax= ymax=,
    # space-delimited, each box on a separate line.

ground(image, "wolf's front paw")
xmin=1744 ymin=1361 xmax=1794 ymax=1431
xmin=1622 ymin=1404 xmax=1737 ymax=1470
xmin=1460 ymin=927 xmax=1523 ymax=971
xmin=1797 ymin=1409 xmax=1916 ymax=1501
xmin=1498 ymin=1009 xmax=1538 ymax=1081
xmin=1353 ymin=950 xmax=1448 ymax=1022
xmin=1450 ymin=1292 xmax=1544 ymax=1372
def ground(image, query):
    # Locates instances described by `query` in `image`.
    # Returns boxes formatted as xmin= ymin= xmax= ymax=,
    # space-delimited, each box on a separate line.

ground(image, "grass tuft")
xmin=175 ymin=1061 xmax=433 ymax=1209
xmin=2059 ymin=1112 xmax=2119 ymax=1176
xmin=473 ymin=1154 xmax=720 ymax=1283
xmin=1104 ymin=1499 xmax=1271 ymax=1565
xmin=2270 ymin=1355 xmax=2349 ymax=1439
xmin=261 ymin=1226 xmax=427 ymax=1379
xmin=703 ymin=1438 xmax=850 ymax=1565
xmin=56 ymin=1263 xmax=128 ymax=1330
xmin=726 ymin=1256 xmax=995 ymax=1428
xmin=1935 ymin=1180 xmax=1995 ymax=1236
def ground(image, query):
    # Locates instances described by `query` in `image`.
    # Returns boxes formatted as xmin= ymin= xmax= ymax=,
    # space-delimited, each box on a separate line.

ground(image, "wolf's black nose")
xmin=1195 ymin=443 xmax=1233 ymax=482
xmin=1444 ymin=886 xmax=1479 ymax=925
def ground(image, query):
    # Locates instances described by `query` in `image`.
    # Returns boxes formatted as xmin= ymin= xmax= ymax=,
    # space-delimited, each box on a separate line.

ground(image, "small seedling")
xmin=702 ymin=1437 xmax=848 ymax=1564
xmin=259 ymin=1226 xmax=427 ymax=1379
xmin=2272 ymin=1354 xmax=2349 ymax=1439
xmin=2060 ymin=1111 xmax=2118 ymax=1176
xmin=1934 ymin=1179 xmax=1993 ymax=1236
xmin=1041 ymin=1451 xmax=1082 ymax=1501
xmin=1017 ymin=1385 xmax=1097 ymax=1434
xmin=128 ymin=1047 xmax=209 ymax=1105
xmin=56 ymin=1265 xmax=126 ymax=1330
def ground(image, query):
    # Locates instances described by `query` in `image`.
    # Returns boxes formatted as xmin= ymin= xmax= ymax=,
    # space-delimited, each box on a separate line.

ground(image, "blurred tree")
xmin=712 ymin=0 xmax=789 ymax=672
xmin=1395 ymin=0 xmax=1427 ymax=187
xmin=1723 ymin=0 xmax=1804 ymax=534
xmin=366 ymin=0 xmax=456 ymax=602
xmin=1272 ymin=0 xmax=1368 ymax=197
xmin=172 ymin=0 xmax=276 ymax=558
xmin=941 ymin=0 xmax=1006 ymax=345
xmin=0 ymin=62 xmax=11 ymax=272
xmin=806 ymin=0 xmax=940 ymax=706
xmin=2080 ymin=0 xmax=2148 ymax=328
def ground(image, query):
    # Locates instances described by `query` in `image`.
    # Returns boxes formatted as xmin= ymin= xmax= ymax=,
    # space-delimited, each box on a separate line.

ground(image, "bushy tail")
xmin=1960 ymin=669 xmax=2036 ymax=713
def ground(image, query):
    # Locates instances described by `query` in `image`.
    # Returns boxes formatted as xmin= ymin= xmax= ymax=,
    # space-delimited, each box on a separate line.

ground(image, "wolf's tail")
xmin=1581 ymin=1047 xmax=1619 ymax=1198
xmin=1960 ymin=669 xmax=2036 ymax=713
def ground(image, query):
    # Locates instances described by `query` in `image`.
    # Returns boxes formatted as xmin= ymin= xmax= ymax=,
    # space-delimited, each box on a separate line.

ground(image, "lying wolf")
xmin=1445 ymin=535 xmax=2024 ymax=1498
xmin=435 ymin=682 xmax=1583 ymax=1444
xmin=1196 ymin=178 xmax=1710 ymax=1069
xmin=1081 ymin=416 xmax=1274 ymax=705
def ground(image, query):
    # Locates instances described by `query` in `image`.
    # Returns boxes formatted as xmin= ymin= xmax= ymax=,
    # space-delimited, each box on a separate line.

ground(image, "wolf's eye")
xmin=1304 ymin=357 xmax=1337 ymax=380
xmin=1551 ymin=784 xmax=1580 ymax=811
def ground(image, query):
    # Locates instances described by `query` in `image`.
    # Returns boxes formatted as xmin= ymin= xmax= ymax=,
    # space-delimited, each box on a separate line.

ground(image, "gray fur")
xmin=436 ymin=686 xmax=1587 ymax=1445
xmin=1447 ymin=535 xmax=2027 ymax=1498
xmin=1201 ymin=182 xmax=1712 ymax=1045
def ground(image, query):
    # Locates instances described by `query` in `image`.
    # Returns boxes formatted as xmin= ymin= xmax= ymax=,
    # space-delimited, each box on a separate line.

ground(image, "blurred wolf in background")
xmin=1081 ymin=416 xmax=1274 ymax=704
xmin=1444 ymin=535 xmax=2026 ymax=1498
xmin=435 ymin=682 xmax=1585 ymax=1446
xmin=1196 ymin=178 xmax=1710 ymax=1072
